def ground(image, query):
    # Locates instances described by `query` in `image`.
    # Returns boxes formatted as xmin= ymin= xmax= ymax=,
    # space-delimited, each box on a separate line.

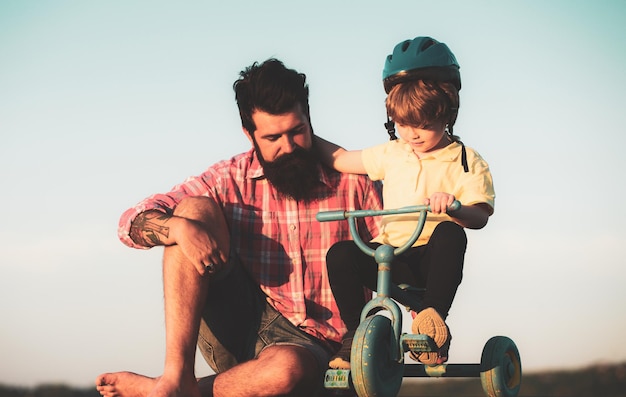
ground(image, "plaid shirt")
xmin=118 ymin=148 xmax=383 ymax=344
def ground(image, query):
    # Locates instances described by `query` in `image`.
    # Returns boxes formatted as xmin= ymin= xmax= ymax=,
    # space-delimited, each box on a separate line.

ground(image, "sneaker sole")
xmin=411 ymin=308 xmax=449 ymax=365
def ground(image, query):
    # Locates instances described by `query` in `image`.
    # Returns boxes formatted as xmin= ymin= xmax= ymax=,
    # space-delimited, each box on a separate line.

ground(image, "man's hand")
xmin=169 ymin=217 xmax=229 ymax=276
xmin=129 ymin=200 xmax=230 ymax=276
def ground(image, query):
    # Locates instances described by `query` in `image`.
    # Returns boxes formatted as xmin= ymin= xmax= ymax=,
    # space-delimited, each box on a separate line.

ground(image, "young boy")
xmin=316 ymin=36 xmax=495 ymax=368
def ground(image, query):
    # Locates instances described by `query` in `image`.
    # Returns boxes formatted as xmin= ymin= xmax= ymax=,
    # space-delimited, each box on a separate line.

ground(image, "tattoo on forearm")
xmin=130 ymin=211 xmax=171 ymax=247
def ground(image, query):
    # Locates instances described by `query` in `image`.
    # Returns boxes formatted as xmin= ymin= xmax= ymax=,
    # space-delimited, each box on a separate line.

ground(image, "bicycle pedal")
xmin=401 ymin=333 xmax=438 ymax=353
xmin=324 ymin=369 xmax=352 ymax=390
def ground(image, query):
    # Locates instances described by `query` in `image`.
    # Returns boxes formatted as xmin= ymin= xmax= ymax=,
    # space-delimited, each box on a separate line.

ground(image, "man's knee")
xmin=174 ymin=196 xmax=221 ymax=220
xmin=257 ymin=346 xmax=320 ymax=395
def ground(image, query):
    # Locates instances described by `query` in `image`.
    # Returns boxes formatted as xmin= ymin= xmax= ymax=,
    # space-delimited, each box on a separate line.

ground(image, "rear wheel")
xmin=479 ymin=336 xmax=522 ymax=397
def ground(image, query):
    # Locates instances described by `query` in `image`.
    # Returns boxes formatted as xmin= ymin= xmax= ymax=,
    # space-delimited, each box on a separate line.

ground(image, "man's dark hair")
xmin=234 ymin=58 xmax=310 ymax=134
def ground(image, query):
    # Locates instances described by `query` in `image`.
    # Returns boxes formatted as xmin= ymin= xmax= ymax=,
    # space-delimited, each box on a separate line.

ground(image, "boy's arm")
xmin=427 ymin=193 xmax=492 ymax=230
xmin=315 ymin=136 xmax=367 ymax=174
xmin=448 ymin=203 xmax=491 ymax=229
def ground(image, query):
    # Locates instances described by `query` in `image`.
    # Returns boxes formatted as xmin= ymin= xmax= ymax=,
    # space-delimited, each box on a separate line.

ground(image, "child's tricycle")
xmin=317 ymin=202 xmax=521 ymax=397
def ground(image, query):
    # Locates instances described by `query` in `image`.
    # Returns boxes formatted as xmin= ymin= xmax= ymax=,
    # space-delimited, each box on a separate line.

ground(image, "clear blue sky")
xmin=1 ymin=0 xmax=625 ymax=388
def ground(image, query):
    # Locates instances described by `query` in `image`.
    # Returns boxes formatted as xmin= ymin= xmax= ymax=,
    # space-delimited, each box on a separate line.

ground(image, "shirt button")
xmin=290 ymin=224 xmax=296 ymax=231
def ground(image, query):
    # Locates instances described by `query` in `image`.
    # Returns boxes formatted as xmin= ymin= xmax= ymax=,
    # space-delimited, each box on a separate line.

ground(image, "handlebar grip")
xmin=316 ymin=210 xmax=347 ymax=222
xmin=448 ymin=200 xmax=461 ymax=212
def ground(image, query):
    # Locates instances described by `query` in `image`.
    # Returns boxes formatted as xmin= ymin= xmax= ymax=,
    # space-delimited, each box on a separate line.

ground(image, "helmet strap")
xmin=460 ymin=142 xmax=469 ymax=173
xmin=384 ymin=116 xmax=397 ymax=141
xmin=446 ymin=124 xmax=469 ymax=173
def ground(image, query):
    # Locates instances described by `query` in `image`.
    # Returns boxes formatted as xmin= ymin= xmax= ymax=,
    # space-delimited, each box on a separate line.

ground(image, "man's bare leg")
xmin=95 ymin=246 xmax=208 ymax=397
xmin=96 ymin=344 xmax=321 ymax=397
xmin=147 ymin=241 xmax=208 ymax=397
xmin=211 ymin=345 xmax=321 ymax=397
xmin=97 ymin=197 xmax=229 ymax=397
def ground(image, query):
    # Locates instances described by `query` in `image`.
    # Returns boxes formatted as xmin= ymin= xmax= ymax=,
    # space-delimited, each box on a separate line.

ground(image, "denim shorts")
xmin=196 ymin=256 xmax=333 ymax=378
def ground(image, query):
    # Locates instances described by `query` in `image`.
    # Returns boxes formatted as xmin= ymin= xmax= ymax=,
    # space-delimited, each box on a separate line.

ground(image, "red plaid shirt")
xmin=118 ymin=148 xmax=383 ymax=344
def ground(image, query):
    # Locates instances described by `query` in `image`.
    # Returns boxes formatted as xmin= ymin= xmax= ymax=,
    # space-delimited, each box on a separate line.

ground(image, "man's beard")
xmin=255 ymin=144 xmax=322 ymax=202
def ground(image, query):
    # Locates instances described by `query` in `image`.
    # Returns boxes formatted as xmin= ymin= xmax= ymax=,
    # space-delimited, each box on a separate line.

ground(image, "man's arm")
xmin=127 ymin=197 xmax=230 ymax=275
xmin=129 ymin=210 xmax=179 ymax=247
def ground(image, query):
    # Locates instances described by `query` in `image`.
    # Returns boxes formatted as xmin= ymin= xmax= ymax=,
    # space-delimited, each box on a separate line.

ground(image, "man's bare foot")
xmin=95 ymin=371 xmax=157 ymax=397
xmin=96 ymin=371 xmax=202 ymax=397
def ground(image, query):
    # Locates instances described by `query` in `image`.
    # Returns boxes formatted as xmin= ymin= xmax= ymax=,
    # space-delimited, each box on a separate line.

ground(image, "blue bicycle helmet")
xmin=382 ymin=36 xmax=461 ymax=94
xmin=382 ymin=36 xmax=468 ymax=172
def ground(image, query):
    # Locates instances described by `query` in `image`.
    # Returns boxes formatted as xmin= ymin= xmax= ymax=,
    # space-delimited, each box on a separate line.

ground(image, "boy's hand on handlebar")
xmin=425 ymin=192 xmax=457 ymax=214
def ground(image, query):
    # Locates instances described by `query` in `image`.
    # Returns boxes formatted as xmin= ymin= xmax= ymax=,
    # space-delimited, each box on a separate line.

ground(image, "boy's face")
xmin=395 ymin=121 xmax=449 ymax=156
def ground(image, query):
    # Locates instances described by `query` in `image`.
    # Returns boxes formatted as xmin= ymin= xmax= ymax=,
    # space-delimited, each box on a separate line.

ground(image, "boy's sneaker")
xmin=410 ymin=307 xmax=451 ymax=365
xmin=328 ymin=337 xmax=353 ymax=369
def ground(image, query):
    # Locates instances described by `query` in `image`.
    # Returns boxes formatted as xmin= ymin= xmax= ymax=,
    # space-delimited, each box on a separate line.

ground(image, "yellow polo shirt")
xmin=362 ymin=140 xmax=495 ymax=247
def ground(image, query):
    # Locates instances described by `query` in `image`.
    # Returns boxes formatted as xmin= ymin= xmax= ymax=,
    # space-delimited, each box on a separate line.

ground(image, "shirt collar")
xmin=246 ymin=149 xmax=265 ymax=179
xmin=398 ymin=139 xmax=463 ymax=162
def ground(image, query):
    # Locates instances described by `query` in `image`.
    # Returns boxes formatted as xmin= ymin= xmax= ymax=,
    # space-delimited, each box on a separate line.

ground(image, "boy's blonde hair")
xmin=386 ymin=80 xmax=459 ymax=132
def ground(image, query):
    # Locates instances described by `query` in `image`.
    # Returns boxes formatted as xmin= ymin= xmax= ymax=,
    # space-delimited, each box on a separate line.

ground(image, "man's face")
xmin=245 ymin=104 xmax=321 ymax=201
xmin=246 ymin=104 xmax=313 ymax=162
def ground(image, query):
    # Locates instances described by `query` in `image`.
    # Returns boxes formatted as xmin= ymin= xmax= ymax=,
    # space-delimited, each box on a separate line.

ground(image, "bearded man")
xmin=96 ymin=59 xmax=383 ymax=397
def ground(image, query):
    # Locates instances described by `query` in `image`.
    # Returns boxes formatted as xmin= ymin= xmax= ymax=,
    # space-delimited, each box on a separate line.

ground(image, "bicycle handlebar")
xmin=316 ymin=200 xmax=461 ymax=222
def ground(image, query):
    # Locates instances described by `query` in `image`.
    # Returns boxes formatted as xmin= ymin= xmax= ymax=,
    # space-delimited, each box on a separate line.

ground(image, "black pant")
xmin=326 ymin=221 xmax=467 ymax=335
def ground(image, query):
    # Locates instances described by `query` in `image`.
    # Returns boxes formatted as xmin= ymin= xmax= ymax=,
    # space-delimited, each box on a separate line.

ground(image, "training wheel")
xmin=350 ymin=315 xmax=403 ymax=397
xmin=479 ymin=336 xmax=522 ymax=397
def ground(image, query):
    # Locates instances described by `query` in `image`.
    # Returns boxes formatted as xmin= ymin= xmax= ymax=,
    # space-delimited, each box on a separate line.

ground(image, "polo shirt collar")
xmin=398 ymin=140 xmax=462 ymax=162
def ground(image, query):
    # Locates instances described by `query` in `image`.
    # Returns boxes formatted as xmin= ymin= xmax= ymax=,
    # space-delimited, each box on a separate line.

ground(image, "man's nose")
xmin=280 ymin=135 xmax=296 ymax=153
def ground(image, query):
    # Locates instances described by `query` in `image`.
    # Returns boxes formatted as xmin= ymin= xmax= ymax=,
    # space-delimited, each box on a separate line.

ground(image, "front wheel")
xmin=350 ymin=315 xmax=403 ymax=397
xmin=479 ymin=336 xmax=522 ymax=397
